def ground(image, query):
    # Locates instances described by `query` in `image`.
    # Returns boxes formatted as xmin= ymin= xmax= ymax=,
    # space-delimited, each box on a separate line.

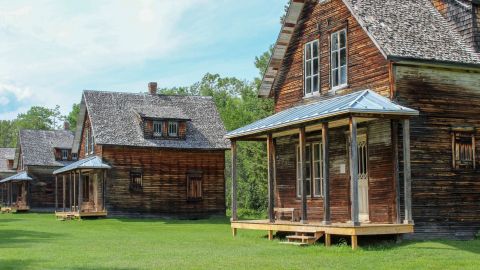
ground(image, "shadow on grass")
xmin=0 ymin=229 xmax=63 ymax=248
xmin=0 ymin=259 xmax=40 ymax=270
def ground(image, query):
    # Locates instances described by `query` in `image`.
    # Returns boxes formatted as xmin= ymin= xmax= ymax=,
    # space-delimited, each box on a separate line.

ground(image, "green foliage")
xmin=0 ymin=120 xmax=17 ymax=147
xmin=66 ymin=103 xmax=80 ymax=131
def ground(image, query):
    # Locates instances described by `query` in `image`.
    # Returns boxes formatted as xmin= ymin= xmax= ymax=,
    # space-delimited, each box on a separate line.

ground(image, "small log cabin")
xmin=0 ymin=172 xmax=33 ymax=212
xmin=54 ymin=83 xmax=229 ymax=219
xmin=0 ymin=148 xmax=16 ymax=207
xmin=227 ymin=0 xmax=480 ymax=248
xmin=12 ymin=128 xmax=75 ymax=209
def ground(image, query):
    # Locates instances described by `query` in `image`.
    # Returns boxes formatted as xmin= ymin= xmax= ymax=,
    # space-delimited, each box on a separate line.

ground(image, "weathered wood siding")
xmin=25 ymin=166 xmax=62 ymax=208
xmin=101 ymin=146 xmax=226 ymax=218
xmin=273 ymin=0 xmax=390 ymax=112
xmin=395 ymin=64 xmax=480 ymax=239
xmin=274 ymin=120 xmax=396 ymax=223
xmin=78 ymin=112 xmax=103 ymax=158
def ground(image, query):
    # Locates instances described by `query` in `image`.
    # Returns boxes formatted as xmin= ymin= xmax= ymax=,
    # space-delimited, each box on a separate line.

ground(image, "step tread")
xmin=286 ymin=235 xmax=317 ymax=240
xmin=279 ymin=241 xmax=309 ymax=246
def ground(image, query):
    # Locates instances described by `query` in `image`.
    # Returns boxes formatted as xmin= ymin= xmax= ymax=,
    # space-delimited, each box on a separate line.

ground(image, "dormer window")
xmin=331 ymin=29 xmax=347 ymax=90
xmin=153 ymin=121 xmax=163 ymax=137
xmin=61 ymin=149 xmax=69 ymax=160
xmin=168 ymin=121 xmax=178 ymax=137
xmin=72 ymin=153 xmax=78 ymax=160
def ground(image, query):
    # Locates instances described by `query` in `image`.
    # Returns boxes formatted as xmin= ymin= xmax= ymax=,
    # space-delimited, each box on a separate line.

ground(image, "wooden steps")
xmin=283 ymin=232 xmax=324 ymax=245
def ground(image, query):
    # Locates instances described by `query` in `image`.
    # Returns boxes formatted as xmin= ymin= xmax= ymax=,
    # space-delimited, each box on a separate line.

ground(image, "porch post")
xmin=299 ymin=127 xmax=308 ymax=224
xmin=78 ymin=170 xmax=83 ymax=213
xmin=55 ymin=176 xmax=58 ymax=212
xmin=267 ymin=134 xmax=275 ymax=223
xmin=322 ymin=122 xmax=331 ymax=225
xmin=392 ymin=120 xmax=401 ymax=224
xmin=231 ymin=140 xmax=238 ymax=221
xmin=402 ymin=119 xmax=413 ymax=224
xmin=69 ymin=173 xmax=72 ymax=210
xmin=62 ymin=175 xmax=66 ymax=212
xmin=349 ymin=117 xmax=360 ymax=226
xmin=103 ymin=170 xmax=107 ymax=211
xmin=73 ymin=172 xmax=76 ymax=211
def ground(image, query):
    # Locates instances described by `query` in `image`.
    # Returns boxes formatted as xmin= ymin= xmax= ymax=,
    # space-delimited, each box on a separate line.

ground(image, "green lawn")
xmin=0 ymin=213 xmax=479 ymax=270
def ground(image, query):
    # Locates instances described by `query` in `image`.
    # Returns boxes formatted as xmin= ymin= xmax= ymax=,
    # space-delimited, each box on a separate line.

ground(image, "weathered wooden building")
xmin=227 ymin=0 xmax=480 ymax=247
xmin=54 ymin=83 xmax=229 ymax=219
xmin=12 ymin=129 xmax=75 ymax=209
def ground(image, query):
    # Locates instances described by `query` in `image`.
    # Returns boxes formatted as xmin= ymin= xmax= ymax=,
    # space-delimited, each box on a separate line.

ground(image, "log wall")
xmin=395 ymin=64 xmax=480 ymax=239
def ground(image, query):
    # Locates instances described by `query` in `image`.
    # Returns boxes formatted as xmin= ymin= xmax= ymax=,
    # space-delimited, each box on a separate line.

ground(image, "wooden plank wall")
xmin=101 ymin=146 xmax=226 ymax=218
xmin=274 ymin=119 xmax=396 ymax=223
xmin=25 ymin=166 xmax=65 ymax=208
xmin=395 ymin=64 xmax=480 ymax=239
xmin=273 ymin=0 xmax=390 ymax=112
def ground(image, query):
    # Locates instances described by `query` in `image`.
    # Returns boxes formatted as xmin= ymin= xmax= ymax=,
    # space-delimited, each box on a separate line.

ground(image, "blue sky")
xmin=0 ymin=0 xmax=285 ymax=119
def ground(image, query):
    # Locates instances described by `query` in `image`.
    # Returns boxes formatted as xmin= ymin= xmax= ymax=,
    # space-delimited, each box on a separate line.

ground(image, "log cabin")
xmin=0 ymin=148 xmax=15 ymax=208
xmin=53 ymin=82 xmax=229 ymax=219
xmin=227 ymin=0 xmax=480 ymax=248
xmin=8 ymin=128 xmax=76 ymax=210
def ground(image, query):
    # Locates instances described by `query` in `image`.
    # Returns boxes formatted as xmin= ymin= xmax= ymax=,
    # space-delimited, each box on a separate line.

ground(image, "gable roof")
xmin=226 ymin=89 xmax=419 ymax=139
xmin=19 ymin=130 xmax=74 ymax=167
xmin=73 ymin=90 xmax=229 ymax=151
xmin=0 ymin=148 xmax=15 ymax=172
xmin=259 ymin=0 xmax=480 ymax=97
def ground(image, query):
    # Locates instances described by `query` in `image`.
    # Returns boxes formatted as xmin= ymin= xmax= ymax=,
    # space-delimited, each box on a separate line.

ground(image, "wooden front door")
xmin=348 ymin=133 xmax=370 ymax=222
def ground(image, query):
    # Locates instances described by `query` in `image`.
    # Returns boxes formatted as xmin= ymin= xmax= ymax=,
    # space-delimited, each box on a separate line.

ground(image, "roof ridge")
xmin=83 ymin=89 xmax=213 ymax=99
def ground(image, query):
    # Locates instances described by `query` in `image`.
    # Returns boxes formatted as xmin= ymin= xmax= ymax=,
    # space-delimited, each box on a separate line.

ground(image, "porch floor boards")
xmin=231 ymin=219 xmax=414 ymax=236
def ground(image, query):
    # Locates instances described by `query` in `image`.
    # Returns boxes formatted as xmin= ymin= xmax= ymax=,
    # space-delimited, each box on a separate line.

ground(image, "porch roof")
xmin=0 ymin=171 xmax=32 ymax=183
xmin=226 ymin=90 xmax=418 ymax=139
xmin=53 ymin=156 xmax=111 ymax=175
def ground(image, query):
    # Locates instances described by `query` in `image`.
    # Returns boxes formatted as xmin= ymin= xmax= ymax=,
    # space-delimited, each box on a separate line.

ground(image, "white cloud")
xmin=0 ymin=96 xmax=9 ymax=105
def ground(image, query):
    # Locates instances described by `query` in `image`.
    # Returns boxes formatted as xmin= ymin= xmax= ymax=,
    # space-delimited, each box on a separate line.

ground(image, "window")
xmin=130 ymin=171 xmax=143 ymax=192
xmin=72 ymin=153 xmax=78 ymax=160
xmin=312 ymin=143 xmax=324 ymax=197
xmin=304 ymin=40 xmax=320 ymax=96
xmin=61 ymin=149 xmax=69 ymax=160
xmin=331 ymin=29 xmax=347 ymax=89
xmin=452 ymin=130 xmax=476 ymax=169
xmin=153 ymin=121 xmax=163 ymax=137
xmin=168 ymin=121 xmax=178 ymax=137
xmin=187 ymin=174 xmax=202 ymax=200
xmin=89 ymin=128 xmax=94 ymax=154
xmin=297 ymin=144 xmax=312 ymax=197
xmin=85 ymin=128 xmax=89 ymax=155
xmin=357 ymin=134 xmax=368 ymax=180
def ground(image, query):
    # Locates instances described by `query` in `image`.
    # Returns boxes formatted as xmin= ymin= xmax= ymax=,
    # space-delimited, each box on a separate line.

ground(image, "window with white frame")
xmin=61 ymin=149 xmax=69 ymax=160
xmin=357 ymin=134 xmax=368 ymax=181
xmin=304 ymin=40 xmax=320 ymax=96
xmin=331 ymin=29 xmax=347 ymax=89
xmin=85 ymin=128 xmax=89 ymax=154
xmin=72 ymin=153 xmax=78 ymax=160
xmin=168 ymin=121 xmax=178 ymax=137
xmin=312 ymin=143 xmax=324 ymax=197
xmin=153 ymin=121 xmax=163 ymax=137
xmin=89 ymin=127 xmax=94 ymax=154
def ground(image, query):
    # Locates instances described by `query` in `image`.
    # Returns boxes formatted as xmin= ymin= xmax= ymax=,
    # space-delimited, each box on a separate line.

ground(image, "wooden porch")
xmin=231 ymin=219 xmax=413 ymax=249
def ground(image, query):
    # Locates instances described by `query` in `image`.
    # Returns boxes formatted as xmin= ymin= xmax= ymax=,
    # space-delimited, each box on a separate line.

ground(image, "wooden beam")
xmin=402 ymin=119 xmax=413 ymax=224
xmin=73 ymin=172 xmax=76 ymax=211
xmin=231 ymin=140 xmax=238 ymax=222
xmin=69 ymin=173 xmax=72 ymax=210
xmin=351 ymin=235 xmax=358 ymax=250
xmin=78 ymin=171 xmax=83 ymax=214
xmin=322 ymin=122 xmax=331 ymax=225
xmin=62 ymin=175 xmax=66 ymax=212
xmin=392 ymin=120 xmax=402 ymax=224
xmin=267 ymin=134 xmax=275 ymax=223
xmin=268 ymin=230 xmax=274 ymax=241
xmin=349 ymin=117 xmax=360 ymax=226
xmin=55 ymin=176 xmax=58 ymax=212
xmin=325 ymin=234 xmax=331 ymax=247
xmin=299 ymin=127 xmax=308 ymax=224
xmin=103 ymin=170 xmax=107 ymax=211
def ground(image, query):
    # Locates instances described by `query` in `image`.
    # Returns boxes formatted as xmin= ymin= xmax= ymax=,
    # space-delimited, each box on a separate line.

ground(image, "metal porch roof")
xmin=0 ymin=171 xmax=32 ymax=183
xmin=53 ymin=156 xmax=111 ymax=175
xmin=226 ymin=90 xmax=418 ymax=139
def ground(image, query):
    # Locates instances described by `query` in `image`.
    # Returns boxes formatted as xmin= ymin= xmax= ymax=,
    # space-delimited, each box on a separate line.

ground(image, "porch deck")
xmin=232 ymin=219 xmax=413 ymax=249
xmin=55 ymin=211 xmax=108 ymax=220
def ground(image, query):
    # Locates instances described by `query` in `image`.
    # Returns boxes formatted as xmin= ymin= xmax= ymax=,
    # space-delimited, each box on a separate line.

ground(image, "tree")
xmin=66 ymin=103 xmax=80 ymax=132
xmin=0 ymin=120 xmax=17 ymax=148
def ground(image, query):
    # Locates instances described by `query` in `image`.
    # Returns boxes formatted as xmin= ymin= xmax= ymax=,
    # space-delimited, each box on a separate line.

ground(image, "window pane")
xmin=306 ymin=145 xmax=311 ymax=160
xmin=313 ymin=58 xmax=319 ymax=75
xmin=340 ymin=30 xmax=346 ymax=48
xmin=313 ymin=41 xmax=318 ymax=57
xmin=331 ymin=52 xmax=338 ymax=68
xmin=306 ymin=78 xmax=312 ymax=94
xmin=340 ymin=66 xmax=347 ymax=85
xmin=331 ymin=33 xmax=338 ymax=51
xmin=332 ymin=70 xmax=339 ymax=87
xmin=306 ymin=60 xmax=312 ymax=76
xmin=306 ymin=180 xmax=311 ymax=196
xmin=313 ymin=76 xmax=319 ymax=92
xmin=340 ymin=49 xmax=347 ymax=66
xmin=306 ymin=44 xmax=311 ymax=60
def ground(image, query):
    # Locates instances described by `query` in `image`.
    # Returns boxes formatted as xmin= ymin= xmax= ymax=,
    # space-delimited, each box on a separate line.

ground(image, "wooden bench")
xmin=274 ymin=208 xmax=299 ymax=222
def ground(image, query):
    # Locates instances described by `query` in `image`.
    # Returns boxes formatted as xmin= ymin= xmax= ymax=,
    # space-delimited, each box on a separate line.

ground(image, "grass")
xmin=0 ymin=213 xmax=479 ymax=270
